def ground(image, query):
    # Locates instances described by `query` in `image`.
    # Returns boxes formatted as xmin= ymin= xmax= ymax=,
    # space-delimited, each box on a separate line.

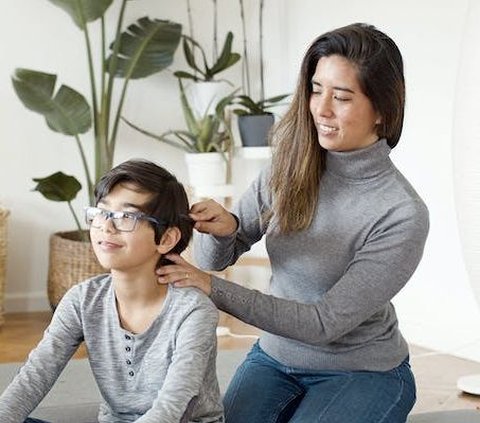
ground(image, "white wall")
xmin=2 ymin=0 xmax=480 ymax=362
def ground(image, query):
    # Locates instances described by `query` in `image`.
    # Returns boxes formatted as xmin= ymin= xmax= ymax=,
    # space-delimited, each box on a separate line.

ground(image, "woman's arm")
xmin=0 ymin=287 xmax=84 ymax=422
xmin=160 ymin=202 xmax=429 ymax=346
xmin=209 ymin=202 xmax=430 ymax=345
xmin=192 ymin=166 xmax=271 ymax=271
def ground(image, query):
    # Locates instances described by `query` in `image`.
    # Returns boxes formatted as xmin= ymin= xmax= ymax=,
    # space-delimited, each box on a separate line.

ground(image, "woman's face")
xmin=309 ymin=54 xmax=381 ymax=152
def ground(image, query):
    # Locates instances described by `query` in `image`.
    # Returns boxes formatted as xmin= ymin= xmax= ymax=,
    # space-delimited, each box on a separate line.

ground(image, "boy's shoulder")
xmin=170 ymin=286 xmax=217 ymax=312
xmin=67 ymin=273 xmax=112 ymax=303
xmin=76 ymin=273 xmax=111 ymax=290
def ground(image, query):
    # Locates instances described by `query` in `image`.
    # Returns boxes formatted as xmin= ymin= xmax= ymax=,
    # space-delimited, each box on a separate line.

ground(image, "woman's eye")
xmin=334 ymin=95 xmax=351 ymax=102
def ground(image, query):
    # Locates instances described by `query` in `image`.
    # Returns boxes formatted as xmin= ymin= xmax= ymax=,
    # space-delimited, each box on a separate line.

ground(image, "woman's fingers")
xmin=156 ymin=254 xmax=212 ymax=295
xmin=189 ymin=202 xmax=238 ymax=236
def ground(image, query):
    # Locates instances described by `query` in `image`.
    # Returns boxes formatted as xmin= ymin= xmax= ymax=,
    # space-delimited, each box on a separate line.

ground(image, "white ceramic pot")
xmin=184 ymin=152 xmax=227 ymax=188
xmin=186 ymin=81 xmax=231 ymax=117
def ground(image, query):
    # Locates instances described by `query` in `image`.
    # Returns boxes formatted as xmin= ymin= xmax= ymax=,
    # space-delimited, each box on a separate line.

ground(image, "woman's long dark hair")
xmin=269 ymin=23 xmax=405 ymax=233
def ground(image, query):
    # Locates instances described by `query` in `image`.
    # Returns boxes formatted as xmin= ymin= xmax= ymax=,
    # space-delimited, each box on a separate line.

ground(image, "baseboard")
xmin=4 ymin=291 xmax=50 ymax=312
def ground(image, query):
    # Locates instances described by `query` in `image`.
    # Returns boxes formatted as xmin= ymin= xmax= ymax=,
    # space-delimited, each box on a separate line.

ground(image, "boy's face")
xmin=90 ymin=182 xmax=162 ymax=274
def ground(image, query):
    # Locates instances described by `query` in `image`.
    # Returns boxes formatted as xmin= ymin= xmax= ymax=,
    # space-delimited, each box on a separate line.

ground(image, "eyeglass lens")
xmin=86 ymin=208 xmax=137 ymax=232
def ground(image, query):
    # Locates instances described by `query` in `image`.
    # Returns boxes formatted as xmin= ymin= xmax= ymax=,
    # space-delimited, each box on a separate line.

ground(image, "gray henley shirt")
xmin=0 ymin=275 xmax=224 ymax=423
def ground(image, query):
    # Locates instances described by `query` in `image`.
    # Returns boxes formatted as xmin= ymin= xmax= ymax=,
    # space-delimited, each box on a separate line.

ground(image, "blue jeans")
xmin=223 ymin=342 xmax=416 ymax=423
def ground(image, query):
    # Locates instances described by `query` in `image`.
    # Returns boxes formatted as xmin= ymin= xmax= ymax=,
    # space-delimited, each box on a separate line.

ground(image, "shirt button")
xmin=125 ymin=334 xmax=131 ymax=340
xmin=126 ymin=359 xmax=131 ymax=365
xmin=128 ymin=371 xmax=134 ymax=377
xmin=125 ymin=346 xmax=131 ymax=352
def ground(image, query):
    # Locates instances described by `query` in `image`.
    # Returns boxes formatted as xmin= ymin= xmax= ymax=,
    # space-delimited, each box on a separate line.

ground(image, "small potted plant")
xmin=174 ymin=0 xmax=241 ymax=117
xmin=12 ymin=0 xmax=182 ymax=308
xmin=234 ymin=0 xmax=289 ymax=147
xmin=124 ymin=78 xmax=237 ymax=190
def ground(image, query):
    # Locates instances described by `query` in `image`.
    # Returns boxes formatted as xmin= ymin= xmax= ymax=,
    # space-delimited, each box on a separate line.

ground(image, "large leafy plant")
xmin=12 ymin=0 xmax=182 ymax=238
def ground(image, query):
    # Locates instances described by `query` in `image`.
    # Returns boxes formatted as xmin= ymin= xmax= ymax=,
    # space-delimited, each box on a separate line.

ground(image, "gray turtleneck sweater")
xmin=194 ymin=139 xmax=429 ymax=371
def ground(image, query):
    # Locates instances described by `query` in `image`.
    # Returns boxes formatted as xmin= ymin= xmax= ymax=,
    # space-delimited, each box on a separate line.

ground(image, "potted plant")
xmin=12 ymin=0 xmax=182 ymax=308
xmin=174 ymin=0 xmax=241 ymax=117
xmin=234 ymin=0 xmax=289 ymax=147
xmin=124 ymin=78 xmax=236 ymax=190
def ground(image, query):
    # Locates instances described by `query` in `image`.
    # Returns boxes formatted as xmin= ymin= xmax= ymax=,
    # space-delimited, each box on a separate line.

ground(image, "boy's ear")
xmin=156 ymin=227 xmax=181 ymax=254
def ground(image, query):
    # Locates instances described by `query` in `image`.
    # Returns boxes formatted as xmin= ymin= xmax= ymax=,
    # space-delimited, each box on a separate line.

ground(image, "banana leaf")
xmin=33 ymin=172 xmax=82 ymax=202
xmin=47 ymin=0 xmax=113 ymax=29
xmin=12 ymin=69 xmax=92 ymax=136
xmin=109 ymin=17 xmax=182 ymax=79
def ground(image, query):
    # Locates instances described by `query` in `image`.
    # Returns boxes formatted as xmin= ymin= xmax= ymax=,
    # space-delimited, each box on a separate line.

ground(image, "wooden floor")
xmin=1 ymin=312 xmax=480 ymax=414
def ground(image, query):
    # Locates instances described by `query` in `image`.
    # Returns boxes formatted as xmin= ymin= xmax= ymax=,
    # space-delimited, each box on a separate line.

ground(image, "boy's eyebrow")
xmin=311 ymin=80 xmax=355 ymax=94
xmin=97 ymin=199 xmax=143 ymax=210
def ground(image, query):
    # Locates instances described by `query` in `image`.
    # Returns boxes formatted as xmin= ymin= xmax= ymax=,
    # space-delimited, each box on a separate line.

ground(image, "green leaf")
xmin=12 ymin=69 xmax=56 ymax=114
xmin=263 ymin=94 xmax=290 ymax=105
xmin=109 ymin=17 xmax=182 ymax=79
xmin=178 ymin=79 xmax=199 ymax=135
xmin=181 ymin=37 xmax=209 ymax=79
xmin=209 ymin=32 xmax=241 ymax=77
xmin=12 ymin=69 xmax=92 ymax=135
xmin=33 ymin=172 xmax=82 ymax=202
xmin=47 ymin=0 xmax=113 ymax=29
xmin=173 ymin=71 xmax=199 ymax=81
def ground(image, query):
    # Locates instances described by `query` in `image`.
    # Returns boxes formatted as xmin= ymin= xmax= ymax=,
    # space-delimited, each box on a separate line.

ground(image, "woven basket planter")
xmin=0 ymin=208 xmax=10 ymax=327
xmin=48 ymin=230 xmax=106 ymax=309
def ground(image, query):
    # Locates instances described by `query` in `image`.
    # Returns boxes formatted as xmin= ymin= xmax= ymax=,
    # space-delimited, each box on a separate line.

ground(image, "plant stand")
xmin=48 ymin=231 xmax=106 ymax=310
xmin=0 ymin=208 xmax=9 ymax=327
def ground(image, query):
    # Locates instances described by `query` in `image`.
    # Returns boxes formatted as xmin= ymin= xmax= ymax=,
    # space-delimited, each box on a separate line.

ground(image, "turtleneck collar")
xmin=325 ymin=138 xmax=393 ymax=181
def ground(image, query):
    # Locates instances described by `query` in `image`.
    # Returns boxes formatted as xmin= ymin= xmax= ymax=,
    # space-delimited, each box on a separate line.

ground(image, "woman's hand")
xmin=157 ymin=254 xmax=212 ymax=296
xmin=189 ymin=199 xmax=238 ymax=237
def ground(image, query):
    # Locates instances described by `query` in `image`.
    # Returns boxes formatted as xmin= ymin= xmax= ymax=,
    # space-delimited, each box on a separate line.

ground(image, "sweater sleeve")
xmin=194 ymin=166 xmax=271 ymax=271
xmin=210 ymin=201 xmax=429 ymax=346
xmin=0 ymin=286 xmax=84 ymax=422
xmin=135 ymin=301 xmax=219 ymax=423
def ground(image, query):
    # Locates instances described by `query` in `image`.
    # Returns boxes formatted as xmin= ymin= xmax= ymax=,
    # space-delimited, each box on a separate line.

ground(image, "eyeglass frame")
xmin=84 ymin=206 xmax=167 ymax=233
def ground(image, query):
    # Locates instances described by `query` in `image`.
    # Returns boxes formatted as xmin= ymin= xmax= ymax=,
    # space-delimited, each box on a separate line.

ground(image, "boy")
xmin=0 ymin=160 xmax=224 ymax=423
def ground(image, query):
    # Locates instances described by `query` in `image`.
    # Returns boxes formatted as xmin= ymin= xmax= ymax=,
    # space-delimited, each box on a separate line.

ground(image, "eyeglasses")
xmin=84 ymin=206 xmax=164 ymax=232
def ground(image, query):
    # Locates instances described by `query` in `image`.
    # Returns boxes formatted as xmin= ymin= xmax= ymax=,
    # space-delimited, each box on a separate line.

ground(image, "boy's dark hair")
xmin=94 ymin=159 xmax=192 ymax=266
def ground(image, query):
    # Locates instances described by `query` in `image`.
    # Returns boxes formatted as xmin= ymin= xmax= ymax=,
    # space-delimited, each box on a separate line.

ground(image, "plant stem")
xmin=83 ymin=19 xmax=98 ymax=139
xmin=82 ymin=13 xmax=98 ymax=198
xmin=67 ymin=200 xmax=86 ymax=241
xmin=186 ymin=0 xmax=197 ymax=79
xmin=103 ymin=0 xmax=128 ymax=178
xmin=97 ymin=16 xmax=108 ymax=199
xmin=74 ymin=134 xmax=94 ymax=204
xmin=239 ymin=0 xmax=251 ymax=97
xmin=259 ymin=0 xmax=265 ymax=102
xmin=213 ymin=0 xmax=218 ymax=62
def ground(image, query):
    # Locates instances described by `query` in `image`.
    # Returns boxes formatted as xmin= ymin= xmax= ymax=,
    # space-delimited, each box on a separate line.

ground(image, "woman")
xmin=158 ymin=23 xmax=429 ymax=422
